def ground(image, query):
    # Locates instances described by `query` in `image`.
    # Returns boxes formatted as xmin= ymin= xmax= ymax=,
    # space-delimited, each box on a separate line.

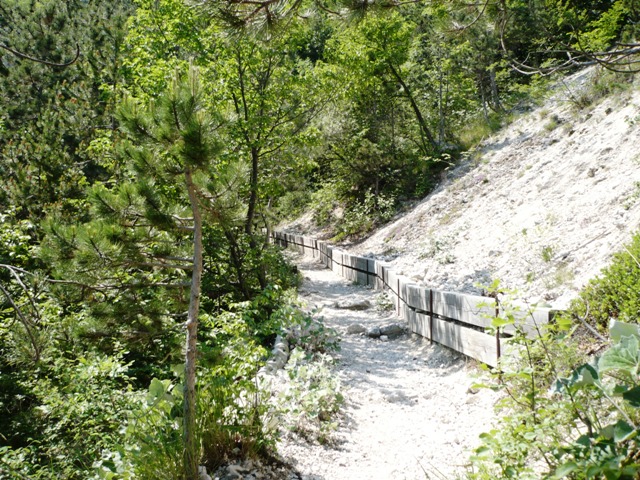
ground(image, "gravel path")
xmin=275 ymin=254 xmax=500 ymax=480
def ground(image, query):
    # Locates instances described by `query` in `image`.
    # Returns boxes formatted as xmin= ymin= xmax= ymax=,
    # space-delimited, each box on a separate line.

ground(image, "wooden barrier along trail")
xmin=273 ymin=231 xmax=557 ymax=367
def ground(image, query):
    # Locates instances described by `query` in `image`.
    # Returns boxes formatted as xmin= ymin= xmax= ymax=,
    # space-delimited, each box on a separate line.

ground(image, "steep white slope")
xmin=348 ymin=69 xmax=640 ymax=309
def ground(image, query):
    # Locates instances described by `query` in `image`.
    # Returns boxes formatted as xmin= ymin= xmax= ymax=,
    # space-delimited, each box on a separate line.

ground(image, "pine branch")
xmin=0 ymin=42 xmax=80 ymax=67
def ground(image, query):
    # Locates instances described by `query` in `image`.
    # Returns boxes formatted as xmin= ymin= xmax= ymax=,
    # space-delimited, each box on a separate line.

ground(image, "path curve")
xmin=277 ymin=254 xmax=500 ymax=480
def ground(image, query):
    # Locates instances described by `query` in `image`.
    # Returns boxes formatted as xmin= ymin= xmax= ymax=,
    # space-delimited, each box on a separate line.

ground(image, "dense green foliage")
xmin=1 ymin=0 xmax=638 ymax=477
xmin=470 ymin=315 xmax=640 ymax=479
xmin=568 ymin=233 xmax=640 ymax=333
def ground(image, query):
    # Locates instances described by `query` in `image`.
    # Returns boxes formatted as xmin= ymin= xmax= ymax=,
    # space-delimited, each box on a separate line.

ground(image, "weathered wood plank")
xmin=385 ymin=269 xmax=399 ymax=295
xmin=353 ymin=256 xmax=368 ymax=271
xmin=406 ymin=309 xmax=431 ymax=340
xmin=330 ymin=249 xmax=342 ymax=274
xmin=316 ymin=241 xmax=325 ymax=263
xmin=367 ymin=258 xmax=376 ymax=274
xmin=398 ymin=277 xmax=415 ymax=305
xmin=431 ymin=316 xmax=499 ymax=367
xmin=375 ymin=263 xmax=386 ymax=290
xmin=343 ymin=253 xmax=355 ymax=269
xmin=365 ymin=259 xmax=376 ymax=287
xmin=405 ymin=284 xmax=430 ymax=311
xmin=344 ymin=264 xmax=357 ymax=282
xmin=502 ymin=308 xmax=551 ymax=338
xmin=431 ymin=290 xmax=496 ymax=329
xmin=355 ymin=270 xmax=368 ymax=285
xmin=397 ymin=275 xmax=415 ymax=318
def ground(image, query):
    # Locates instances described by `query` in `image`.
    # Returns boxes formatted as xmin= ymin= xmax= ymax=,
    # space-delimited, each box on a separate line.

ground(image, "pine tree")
xmin=118 ymin=66 xmax=225 ymax=478
xmin=43 ymin=66 xmax=224 ymax=478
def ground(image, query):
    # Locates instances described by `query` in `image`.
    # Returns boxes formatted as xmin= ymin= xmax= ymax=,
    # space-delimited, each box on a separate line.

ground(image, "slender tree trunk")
xmin=489 ymin=68 xmax=504 ymax=113
xmin=223 ymin=226 xmax=252 ymax=300
xmin=438 ymin=62 xmax=445 ymax=145
xmin=245 ymin=146 xmax=259 ymax=237
xmin=244 ymin=146 xmax=267 ymax=290
xmin=386 ymin=61 xmax=438 ymax=152
xmin=184 ymin=168 xmax=203 ymax=480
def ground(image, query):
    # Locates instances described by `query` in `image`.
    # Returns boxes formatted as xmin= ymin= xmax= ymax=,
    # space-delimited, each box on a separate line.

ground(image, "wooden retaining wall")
xmin=273 ymin=231 xmax=557 ymax=367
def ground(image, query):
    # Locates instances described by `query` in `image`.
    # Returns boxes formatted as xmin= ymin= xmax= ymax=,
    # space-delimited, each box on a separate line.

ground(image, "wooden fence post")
xmin=429 ymin=289 xmax=434 ymax=344
xmin=495 ymin=300 xmax=501 ymax=361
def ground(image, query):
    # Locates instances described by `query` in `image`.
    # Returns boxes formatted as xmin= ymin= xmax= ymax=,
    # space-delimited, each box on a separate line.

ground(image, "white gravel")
xmin=275 ymin=254 xmax=500 ymax=480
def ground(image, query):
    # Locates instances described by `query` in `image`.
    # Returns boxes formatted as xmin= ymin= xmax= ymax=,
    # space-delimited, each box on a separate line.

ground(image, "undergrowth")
xmin=469 ymin=232 xmax=640 ymax=479
xmin=567 ymin=232 xmax=640 ymax=335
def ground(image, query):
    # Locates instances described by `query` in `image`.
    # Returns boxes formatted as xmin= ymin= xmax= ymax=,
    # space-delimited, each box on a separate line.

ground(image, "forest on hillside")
xmin=1 ymin=1 xmax=639 ymax=478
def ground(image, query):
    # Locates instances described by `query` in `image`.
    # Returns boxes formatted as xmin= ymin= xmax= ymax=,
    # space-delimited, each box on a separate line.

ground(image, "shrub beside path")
xmin=275 ymin=253 xmax=500 ymax=480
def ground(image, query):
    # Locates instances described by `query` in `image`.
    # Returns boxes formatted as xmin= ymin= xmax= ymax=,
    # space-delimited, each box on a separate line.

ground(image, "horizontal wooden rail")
xmin=272 ymin=231 xmax=557 ymax=367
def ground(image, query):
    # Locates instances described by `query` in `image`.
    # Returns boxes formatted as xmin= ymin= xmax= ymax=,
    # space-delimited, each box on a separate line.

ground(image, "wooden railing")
xmin=273 ymin=231 xmax=557 ymax=367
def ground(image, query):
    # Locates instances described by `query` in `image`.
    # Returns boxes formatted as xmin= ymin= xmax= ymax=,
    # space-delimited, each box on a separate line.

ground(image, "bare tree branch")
xmin=0 ymin=42 xmax=80 ymax=67
xmin=0 ymin=283 xmax=41 ymax=363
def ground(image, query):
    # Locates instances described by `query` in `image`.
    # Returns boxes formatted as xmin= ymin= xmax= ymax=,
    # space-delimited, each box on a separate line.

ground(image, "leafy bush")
xmin=469 ymin=300 xmax=640 ymax=478
xmin=96 ymin=309 xmax=276 ymax=478
xmin=94 ymin=377 xmax=183 ymax=480
xmin=309 ymin=182 xmax=340 ymax=227
xmin=333 ymin=191 xmax=396 ymax=240
xmin=275 ymin=189 xmax=312 ymax=221
xmin=278 ymin=349 xmax=343 ymax=444
xmin=567 ymin=232 xmax=640 ymax=333
xmin=469 ymin=297 xmax=588 ymax=479
xmin=198 ymin=309 xmax=274 ymax=470
xmin=546 ymin=321 xmax=640 ymax=479
xmin=1 ymin=353 xmax=138 ymax=480
xmin=278 ymin=304 xmax=340 ymax=355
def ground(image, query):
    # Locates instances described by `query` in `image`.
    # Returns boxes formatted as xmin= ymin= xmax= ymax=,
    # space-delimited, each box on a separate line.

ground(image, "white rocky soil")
xmin=281 ymin=257 xmax=500 ymax=480
xmin=214 ymin=255 xmax=500 ymax=480
xmin=288 ymin=68 xmax=640 ymax=310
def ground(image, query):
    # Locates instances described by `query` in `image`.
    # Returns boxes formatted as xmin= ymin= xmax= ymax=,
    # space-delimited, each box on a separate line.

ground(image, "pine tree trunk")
xmin=245 ymin=146 xmax=259 ymax=236
xmin=244 ymin=146 xmax=267 ymax=290
xmin=184 ymin=168 xmax=203 ymax=480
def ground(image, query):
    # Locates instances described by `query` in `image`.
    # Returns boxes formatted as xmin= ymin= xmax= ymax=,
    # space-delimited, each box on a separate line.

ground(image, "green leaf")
xmin=171 ymin=363 xmax=185 ymax=378
xmin=610 ymin=319 xmax=640 ymax=343
xmin=601 ymin=423 xmax=615 ymax=440
xmin=576 ymin=434 xmax=592 ymax=447
xmin=586 ymin=465 xmax=602 ymax=478
xmin=599 ymin=335 xmax=640 ymax=376
xmin=571 ymin=363 xmax=600 ymax=387
xmin=613 ymin=420 xmax=636 ymax=443
xmin=492 ymin=316 xmax=513 ymax=328
xmin=553 ymin=363 xmax=599 ymax=393
xmin=148 ymin=378 xmax=167 ymax=400
xmin=556 ymin=316 xmax=573 ymax=331
xmin=552 ymin=462 xmax=578 ymax=478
